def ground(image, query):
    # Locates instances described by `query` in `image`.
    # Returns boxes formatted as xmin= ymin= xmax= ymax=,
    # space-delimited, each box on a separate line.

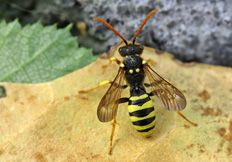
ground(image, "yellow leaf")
xmin=0 ymin=44 xmax=232 ymax=162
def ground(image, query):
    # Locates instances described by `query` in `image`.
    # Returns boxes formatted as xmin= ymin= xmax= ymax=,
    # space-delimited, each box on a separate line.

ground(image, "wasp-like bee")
xmin=80 ymin=10 xmax=196 ymax=155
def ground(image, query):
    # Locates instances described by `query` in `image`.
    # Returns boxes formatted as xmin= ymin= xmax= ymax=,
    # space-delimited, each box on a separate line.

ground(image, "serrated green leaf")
xmin=0 ymin=20 xmax=98 ymax=83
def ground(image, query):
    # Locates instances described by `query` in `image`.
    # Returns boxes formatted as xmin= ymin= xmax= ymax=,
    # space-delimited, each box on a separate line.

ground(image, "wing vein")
xmin=144 ymin=64 xmax=186 ymax=111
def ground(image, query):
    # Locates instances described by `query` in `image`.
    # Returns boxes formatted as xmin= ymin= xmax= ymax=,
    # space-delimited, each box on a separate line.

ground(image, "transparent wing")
xmin=144 ymin=64 xmax=186 ymax=111
xmin=97 ymin=68 xmax=125 ymax=122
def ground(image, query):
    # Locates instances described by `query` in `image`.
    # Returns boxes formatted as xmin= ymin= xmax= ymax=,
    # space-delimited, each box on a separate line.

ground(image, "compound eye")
xmin=119 ymin=47 xmax=126 ymax=56
xmin=119 ymin=47 xmax=123 ymax=53
xmin=126 ymin=48 xmax=130 ymax=53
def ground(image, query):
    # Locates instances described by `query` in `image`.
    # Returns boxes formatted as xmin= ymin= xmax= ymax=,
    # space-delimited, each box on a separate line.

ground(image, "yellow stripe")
xmin=139 ymin=127 xmax=155 ymax=136
xmin=129 ymin=94 xmax=148 ymax=100
xmin=128 ymin=100 xmax=153 ymax=112
xmin=128 ymin=93 xmax=156 ymax=136
xmin=133 ymin=119 xmax=156 ymax=131
xmin=129 ymin=110 xmax=155 ymax=122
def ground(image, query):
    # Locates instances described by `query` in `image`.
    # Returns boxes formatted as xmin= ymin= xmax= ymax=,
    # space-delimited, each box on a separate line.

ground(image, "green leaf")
xmin=0 ymin=20 xmax=98 ymax=83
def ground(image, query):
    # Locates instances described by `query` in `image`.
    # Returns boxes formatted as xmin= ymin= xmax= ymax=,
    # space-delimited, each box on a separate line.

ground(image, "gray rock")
xmin=1 ymin=0 xmax=232 ymax=66
xmin=82 ymin=0 xmax=232 ymax=66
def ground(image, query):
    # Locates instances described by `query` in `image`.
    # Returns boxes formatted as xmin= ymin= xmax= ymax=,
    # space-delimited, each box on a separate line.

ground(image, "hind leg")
xmin=147 ymin=88 xmax=197 ymax=127
xmin=108 ymin=98 xmax=129 ymax=155
xmin=108 ymin=118 xmax=117 ymax=155
xmin=177 ymin=111 xmax=198 ymax=126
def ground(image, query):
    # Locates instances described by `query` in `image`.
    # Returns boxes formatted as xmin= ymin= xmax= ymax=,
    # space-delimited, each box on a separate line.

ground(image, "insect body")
xmin=85 ymin=10 xmax=195 ymax=154
xmin=128 ymin=88 xmax=156 ymax=137
xmin=123 ymin=55 xmax=156 ymax=137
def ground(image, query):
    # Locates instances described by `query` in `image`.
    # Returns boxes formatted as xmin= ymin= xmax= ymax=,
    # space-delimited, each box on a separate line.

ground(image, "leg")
xmin=108 ymin=97 xmax=129 ymax=155
xmin=102 ymin=57 xmax=121 ymax=68
xmin=147 ymin=90 xmax=197 ymax=127
xmin=146 ymin=58 xmax=156 ymax=66
xmin=108 ymin=117 xmax=117 ymax=155
xmin=118 ymin=97 xmax=129 ymax=103
xmin=79 ymin=80 xmax=112 ymax=93
xmin=177 ymin=111 xmax=198 ymax=126
xmin=79 ymin=81 xmax=128 ymax=93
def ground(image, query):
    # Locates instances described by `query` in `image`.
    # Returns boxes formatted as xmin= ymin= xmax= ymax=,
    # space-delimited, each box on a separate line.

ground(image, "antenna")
xmin=132 ymin=10 xmax=157 ymax=44
xmin=94 ymin=18 xmax=128 ymax=45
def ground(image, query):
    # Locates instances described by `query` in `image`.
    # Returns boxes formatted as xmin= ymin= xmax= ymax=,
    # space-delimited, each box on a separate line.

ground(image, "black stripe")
xmin=137 ymin=125 xmax=155 ymax=132
xmin=129 ymin=97 xmax=150 ymax=106
xmin=132 ymin=116 xmax=156 ymax=126
xmin=129 ymin=107 xmax=154 ymax=117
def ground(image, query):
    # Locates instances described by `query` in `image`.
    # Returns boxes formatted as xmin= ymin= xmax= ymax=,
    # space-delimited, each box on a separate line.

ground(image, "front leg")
xmin=102 ymin=57 xmax=121 ymax=68
xmin=146 ymin=58 xmax=156 ymax=66
xmin=79 ymin=80 xmax=113 ymax=93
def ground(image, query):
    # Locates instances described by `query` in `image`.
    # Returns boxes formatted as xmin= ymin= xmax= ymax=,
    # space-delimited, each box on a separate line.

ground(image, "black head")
xmin=119 ymin=44 xmax=144 ymax=57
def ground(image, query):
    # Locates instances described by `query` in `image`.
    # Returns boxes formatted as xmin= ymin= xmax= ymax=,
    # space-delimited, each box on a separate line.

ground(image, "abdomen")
xmin=128 ymin=94 xmax=156 ymax=137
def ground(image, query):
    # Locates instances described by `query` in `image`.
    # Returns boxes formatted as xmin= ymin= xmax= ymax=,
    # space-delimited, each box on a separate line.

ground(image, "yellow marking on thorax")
xmin=120 ymin=63 xmax=125 ymax=68
xmin=136 ymin=68 xmax=140 ymax=73
xmin=129 ymin=69 xmax=133 ymax=74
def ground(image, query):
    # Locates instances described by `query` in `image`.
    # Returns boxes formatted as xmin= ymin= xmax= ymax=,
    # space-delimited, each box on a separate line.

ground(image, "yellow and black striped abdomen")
xmin=128 ymin=94 xmax=156 ymax=137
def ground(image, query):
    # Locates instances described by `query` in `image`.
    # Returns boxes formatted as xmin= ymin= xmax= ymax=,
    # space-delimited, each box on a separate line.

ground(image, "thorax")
xmin=122 ymin=55 xmax=145 ymax=87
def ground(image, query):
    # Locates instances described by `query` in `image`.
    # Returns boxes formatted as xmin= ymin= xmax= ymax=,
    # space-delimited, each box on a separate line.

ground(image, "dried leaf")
xmin=0 ymin=45 xmax=231 ymax=161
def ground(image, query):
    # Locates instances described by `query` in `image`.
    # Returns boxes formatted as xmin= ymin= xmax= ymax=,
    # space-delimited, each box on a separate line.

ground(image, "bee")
xmin=80 ymin=10 xmax=196 ymax=155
